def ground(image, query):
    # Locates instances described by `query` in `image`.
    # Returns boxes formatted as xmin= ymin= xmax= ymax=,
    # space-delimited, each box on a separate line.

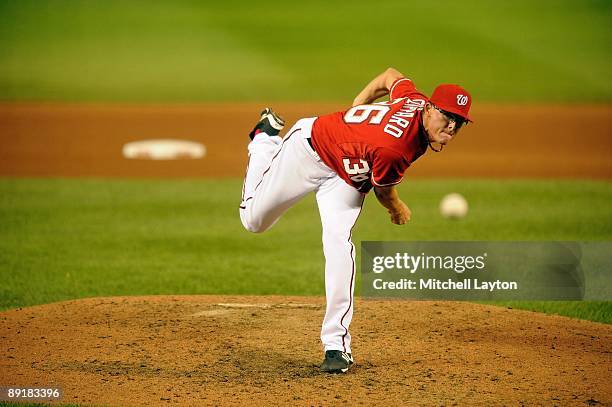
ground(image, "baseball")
xmin=440 ymin=193 xmax=468 ymax=219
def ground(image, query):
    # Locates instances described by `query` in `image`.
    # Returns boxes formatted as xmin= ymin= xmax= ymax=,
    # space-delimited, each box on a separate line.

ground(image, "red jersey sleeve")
xmin=389 ymin=77 xmax=420 ymax=100
xmin=371 ymin=148 xmax=409 ymax=187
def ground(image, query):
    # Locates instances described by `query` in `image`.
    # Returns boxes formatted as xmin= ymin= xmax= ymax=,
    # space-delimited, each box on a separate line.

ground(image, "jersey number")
xmin=344 ymin=104 xmax=390 ymax=125
xmin=343 ymin=158 xmax=370 ymax=182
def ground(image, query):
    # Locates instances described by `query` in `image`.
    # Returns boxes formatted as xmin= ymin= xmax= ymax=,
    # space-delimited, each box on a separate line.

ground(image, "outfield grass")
xmin=0 ymin=0 xmax=610 ymax=102
xmin=0 ymin=178 xmax=610 ymax=322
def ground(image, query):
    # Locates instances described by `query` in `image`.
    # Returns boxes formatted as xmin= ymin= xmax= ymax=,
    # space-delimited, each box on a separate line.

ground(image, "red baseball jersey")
xmin=311 ymin=77 xmax=429 ymax=193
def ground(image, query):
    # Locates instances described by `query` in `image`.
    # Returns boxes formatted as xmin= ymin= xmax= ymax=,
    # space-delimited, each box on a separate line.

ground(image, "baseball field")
xmin=1 ymin=1 xmax=611 ymax=406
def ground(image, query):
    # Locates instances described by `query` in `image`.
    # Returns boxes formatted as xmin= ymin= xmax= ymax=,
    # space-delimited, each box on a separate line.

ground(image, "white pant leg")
xmin=240 ymin=118 xmax=331 ymax=233
xmin=316 ymin=176 xmax=365 ymax=354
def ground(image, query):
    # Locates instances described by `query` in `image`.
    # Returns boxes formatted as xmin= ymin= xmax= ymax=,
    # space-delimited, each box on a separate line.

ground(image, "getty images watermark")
xmin=370 ymin=251 xmax=516 ymax=291
xmin=361 ymin=242 xmax=611 ymax=300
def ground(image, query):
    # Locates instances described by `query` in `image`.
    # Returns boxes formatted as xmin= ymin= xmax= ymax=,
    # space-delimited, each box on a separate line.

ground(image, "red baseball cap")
xmin=430 ymin=84 xmax=472 ymax=122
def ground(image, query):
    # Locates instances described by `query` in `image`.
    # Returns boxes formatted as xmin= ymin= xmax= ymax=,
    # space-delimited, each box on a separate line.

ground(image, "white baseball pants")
xmin=240 ymin=117 xmax=364 ymax=354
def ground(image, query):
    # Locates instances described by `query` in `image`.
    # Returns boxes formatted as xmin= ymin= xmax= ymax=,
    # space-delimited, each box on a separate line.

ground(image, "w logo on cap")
xmin=456 ymin=95 xmax=469 ymax=106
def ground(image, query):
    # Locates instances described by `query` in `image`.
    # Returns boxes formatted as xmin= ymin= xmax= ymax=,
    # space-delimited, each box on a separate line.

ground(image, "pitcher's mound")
xmin=1 ymin=296 xmax=610 ymax=406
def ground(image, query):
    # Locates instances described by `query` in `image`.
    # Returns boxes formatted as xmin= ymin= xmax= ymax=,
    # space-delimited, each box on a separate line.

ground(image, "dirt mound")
xmin=1 ymin=296 xmax=610 ymax=406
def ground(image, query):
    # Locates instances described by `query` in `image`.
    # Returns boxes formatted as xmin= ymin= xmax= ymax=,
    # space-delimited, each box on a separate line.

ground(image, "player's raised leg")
xmin=316 ymin=175 xmax=365 ymax=366
xmin=240 ymin=109 xmax=284 ymax=228
xmin=240 ymin=112 xmax=323 ymax=233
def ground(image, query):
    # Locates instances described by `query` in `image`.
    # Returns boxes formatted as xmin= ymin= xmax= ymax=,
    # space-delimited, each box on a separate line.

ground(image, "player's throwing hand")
xmin=389 ymin=201 xmax=411 ymax=225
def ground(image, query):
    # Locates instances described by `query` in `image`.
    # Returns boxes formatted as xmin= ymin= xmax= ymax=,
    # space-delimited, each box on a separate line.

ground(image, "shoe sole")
xmin=262 ymin=114 xmax=284 ymax=131
xmin=321 ymin=366 xmax=350 ymax=373
xmin=260 ymin=109 xmax=285 ymax=130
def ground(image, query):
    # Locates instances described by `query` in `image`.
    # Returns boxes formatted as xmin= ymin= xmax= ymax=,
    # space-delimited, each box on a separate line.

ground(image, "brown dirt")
xmin=1 ymin=103 xmax=611 ymax=178
xmin=1 ymin=296 xmax=610 ymax=406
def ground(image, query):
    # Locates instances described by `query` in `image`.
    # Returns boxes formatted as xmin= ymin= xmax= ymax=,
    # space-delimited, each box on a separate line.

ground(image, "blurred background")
xmin=0 ymin=0 xmax=610 ymax=321
xmin=1 ymin=0 xmax=610 ymax=102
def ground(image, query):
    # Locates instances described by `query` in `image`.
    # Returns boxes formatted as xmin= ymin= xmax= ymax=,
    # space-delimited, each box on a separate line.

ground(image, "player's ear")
xmin=422 ymin=103 xmax=432 ymax=127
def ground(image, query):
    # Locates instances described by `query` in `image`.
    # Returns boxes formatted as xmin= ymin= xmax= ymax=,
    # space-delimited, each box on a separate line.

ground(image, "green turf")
xmin=0 ymin=178 xmax=610 ymax=323
xmin=0 ymin=0 xmax=610 ymax=102
xmin=487 ymin=301 xmax=611 ymax=324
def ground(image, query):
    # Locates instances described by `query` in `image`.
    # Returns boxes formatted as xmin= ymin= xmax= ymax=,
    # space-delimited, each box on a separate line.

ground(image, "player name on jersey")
xmin=383 ymin=97 xmax=425 ymax=139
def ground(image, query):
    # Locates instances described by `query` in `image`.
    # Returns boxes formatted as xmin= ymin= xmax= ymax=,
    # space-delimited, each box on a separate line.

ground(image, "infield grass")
xmin=0 ymin=0 xmax=610 ymax=102
xmin=0 ymin=178 xmax=610 ymax=323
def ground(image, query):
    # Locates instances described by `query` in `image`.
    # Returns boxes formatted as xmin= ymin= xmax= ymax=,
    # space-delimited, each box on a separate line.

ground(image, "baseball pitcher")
xmin=239 ymin=67 xmax=472 ymax=373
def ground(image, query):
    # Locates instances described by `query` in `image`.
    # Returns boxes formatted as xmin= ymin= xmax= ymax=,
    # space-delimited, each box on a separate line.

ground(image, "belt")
xmin=306 ymin=137 xmax=315 ymax=152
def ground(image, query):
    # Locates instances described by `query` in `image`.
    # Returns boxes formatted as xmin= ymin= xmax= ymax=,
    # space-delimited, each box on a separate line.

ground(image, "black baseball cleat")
xmin=320 ymin=350 xmax=353 ymax=373
xmin=249 ymin=107 xmax=285 ymax=140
